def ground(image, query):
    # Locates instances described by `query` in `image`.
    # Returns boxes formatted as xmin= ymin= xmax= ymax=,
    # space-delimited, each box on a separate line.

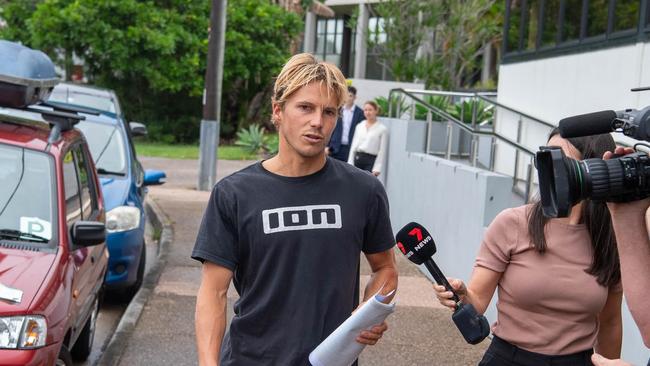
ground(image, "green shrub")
xmin=235 ymin=125 xmax=278 ymax=157
xmin=235 ymin=124 xmax=267 ymax=154
xmin=414 ymin=95 xmax=450 ymax=121
xmin=447 ymin=99 xmax=494 ymax=125
xmin=265 ymin=133 xmax=279 ymax=156
xmin=374 ymin=95 xmax=411 ymax=118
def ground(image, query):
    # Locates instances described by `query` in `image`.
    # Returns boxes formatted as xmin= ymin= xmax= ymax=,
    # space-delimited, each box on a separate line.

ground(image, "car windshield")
xmin=49 ymin=89 xmax=116 ymax=114
xmin=0 ymin=144 xmax=56 ymax=243
xmin=77 ymin=121 xmax=127 ymax=175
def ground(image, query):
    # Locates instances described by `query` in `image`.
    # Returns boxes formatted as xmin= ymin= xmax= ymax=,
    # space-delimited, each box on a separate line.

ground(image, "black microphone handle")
xmin=423 ymin=258 xmax=460 ymax=304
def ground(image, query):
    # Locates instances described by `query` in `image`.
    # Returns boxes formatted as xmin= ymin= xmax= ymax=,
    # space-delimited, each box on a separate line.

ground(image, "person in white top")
xmin=347 ymin=101 xmax=389 ymax=177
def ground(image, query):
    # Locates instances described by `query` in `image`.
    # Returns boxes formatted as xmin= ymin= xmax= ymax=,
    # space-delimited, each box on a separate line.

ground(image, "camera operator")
xmin=591 ymin=146 xmax=650 ymax=366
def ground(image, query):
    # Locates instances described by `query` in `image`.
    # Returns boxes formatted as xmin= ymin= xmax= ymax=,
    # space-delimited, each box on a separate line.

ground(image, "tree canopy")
xmin=0 ymin=0 xmax=302 ymax=142
xmin=367 ymin=0 xmax=502 ymax=90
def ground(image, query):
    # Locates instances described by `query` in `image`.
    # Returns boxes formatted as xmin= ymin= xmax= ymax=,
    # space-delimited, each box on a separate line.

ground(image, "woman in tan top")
xmin=435 ymin=129 xmax=623 ymax=365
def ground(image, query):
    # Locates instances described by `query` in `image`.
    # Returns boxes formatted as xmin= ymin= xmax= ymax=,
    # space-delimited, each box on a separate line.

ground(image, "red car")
xmin=0 ymin=104 xmax=109 ymax=365
xmin=0 ymin=44 xmax=111 ymax=365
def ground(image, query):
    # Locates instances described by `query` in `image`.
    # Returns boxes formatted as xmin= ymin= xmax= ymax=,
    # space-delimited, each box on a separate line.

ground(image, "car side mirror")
xmin=71 ymin=221 xmax=106 ymax=247
xmin=144 ymin=169 xmax=166 ymax=186
xmin=129 ymin=122 xmax=148 ymax=137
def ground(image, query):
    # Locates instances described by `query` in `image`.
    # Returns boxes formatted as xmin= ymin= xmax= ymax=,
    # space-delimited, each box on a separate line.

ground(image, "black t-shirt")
xmin=191 ymin=157 xmax=395 ymax=365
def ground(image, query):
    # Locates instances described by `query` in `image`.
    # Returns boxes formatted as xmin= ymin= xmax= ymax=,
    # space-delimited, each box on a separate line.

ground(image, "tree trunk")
xmin=246 ymin=83 xmax=274 ymax=130
xmin=64 ymin=49 xmax=73 ymax=82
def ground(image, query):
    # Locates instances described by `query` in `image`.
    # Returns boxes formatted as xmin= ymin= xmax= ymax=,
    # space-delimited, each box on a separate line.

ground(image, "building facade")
xmin=303 ymin=0 xmax=390 ymax=80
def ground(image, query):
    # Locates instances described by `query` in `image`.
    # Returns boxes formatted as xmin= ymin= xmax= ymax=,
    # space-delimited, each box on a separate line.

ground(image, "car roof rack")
xmin=36 ymin=102 xmax=101 ymax=143
xmin=0 ymin=40 xmax=99 ymax=144
xmin=25 ymin=103 xmax=88 ymax=144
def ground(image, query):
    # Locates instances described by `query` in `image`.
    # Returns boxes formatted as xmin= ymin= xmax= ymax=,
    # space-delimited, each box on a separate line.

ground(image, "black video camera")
xmin=536 ymin=106 xmax=650 ymax=218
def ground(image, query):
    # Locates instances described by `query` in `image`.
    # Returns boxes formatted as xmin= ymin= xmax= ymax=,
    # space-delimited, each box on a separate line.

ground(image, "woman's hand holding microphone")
xmin=433 ymin=278 xmax=469 ymax=311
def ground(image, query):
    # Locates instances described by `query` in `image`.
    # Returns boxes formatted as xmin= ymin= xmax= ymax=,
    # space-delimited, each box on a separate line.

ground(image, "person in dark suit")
xmin=327 ymin=86 xmax=365 ymax=161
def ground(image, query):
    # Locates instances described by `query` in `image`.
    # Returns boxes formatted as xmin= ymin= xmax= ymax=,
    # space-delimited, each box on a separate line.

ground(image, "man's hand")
xmin=602 ymin=146 xmax=634 ymax=159
xmin=591 ymin=353 xmax=631 ymax=366
xmin=356 ymin=322 xmax=388 ymax=345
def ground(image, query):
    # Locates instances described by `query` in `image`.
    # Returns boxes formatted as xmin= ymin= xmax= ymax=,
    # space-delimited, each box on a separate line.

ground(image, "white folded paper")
xmin=0 ymin=282 xmax=23 ymax=303
xmin=309 ymin=291 xmax=396 ymax=366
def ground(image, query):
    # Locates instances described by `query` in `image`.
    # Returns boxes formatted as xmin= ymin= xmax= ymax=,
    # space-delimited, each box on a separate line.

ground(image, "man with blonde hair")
xmin=193 ymin=53 xmax=398 ymax=366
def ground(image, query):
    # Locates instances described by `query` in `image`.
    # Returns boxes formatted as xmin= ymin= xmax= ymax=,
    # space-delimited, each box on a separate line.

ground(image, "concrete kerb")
xmin=96 ymin=198 xmax=173 ymax=366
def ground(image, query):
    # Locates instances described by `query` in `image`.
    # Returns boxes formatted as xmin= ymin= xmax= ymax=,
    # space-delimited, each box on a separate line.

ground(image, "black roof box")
xmin=0 ymin=40 xmax=59 ymax=109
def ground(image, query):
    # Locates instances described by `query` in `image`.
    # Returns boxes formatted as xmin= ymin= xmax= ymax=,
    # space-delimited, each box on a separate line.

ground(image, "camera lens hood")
xmin=536 ymin=147 xmax=572 ymax=218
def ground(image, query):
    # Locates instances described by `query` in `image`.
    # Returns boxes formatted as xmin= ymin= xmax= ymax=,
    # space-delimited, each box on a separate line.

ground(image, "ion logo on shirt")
xmin=262 ymin=204 xmax=342 ymax=234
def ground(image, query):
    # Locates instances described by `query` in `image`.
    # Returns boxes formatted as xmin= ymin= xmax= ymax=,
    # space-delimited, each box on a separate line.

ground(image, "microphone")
xmin=395 ymin=223 xmax=459 ymax=303
xmin=396 ymin=222 xmax=489 ymax=345
xmin=558 ymin=110 xmax=617 ymax=138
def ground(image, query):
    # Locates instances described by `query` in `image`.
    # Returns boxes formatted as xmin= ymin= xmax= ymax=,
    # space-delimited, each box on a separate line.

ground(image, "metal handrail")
xmin=388 ymin=88 xmax=538 ymax=155
xmin=391 ymin=88 xmax=553 ymax=128
xmin=397 ymin=89 xmax=498 ymax=98
xmin=475 ymin=94 xmax=555 ymax=128
xmin=388 ymin=88 xmax=554 ymax=202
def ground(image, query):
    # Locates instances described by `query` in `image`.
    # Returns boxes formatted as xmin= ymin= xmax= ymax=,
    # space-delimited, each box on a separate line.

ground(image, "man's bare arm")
xmin=363 ymin=249 xmax=398 ymax=301
xmin=603 ymin=148 xmax=650 ymax=346
xmin=595 ymin=289 xmax=622 ymax=358
xmin=195 ymin=262 xmax=233 ymax=366
xmin=354 ymin=248 xmax=398 ymax=345
xmin=608 ymin=199 xmax=650 ymax=347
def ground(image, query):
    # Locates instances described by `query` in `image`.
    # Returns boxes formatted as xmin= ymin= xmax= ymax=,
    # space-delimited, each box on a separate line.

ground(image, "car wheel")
xmin=71 ymin=296 xmax=99 ymax=361
xmin=124 ymin=241 xmax=146 ymax=299
xmin=56 ymin=345 xmax=73 ymax=366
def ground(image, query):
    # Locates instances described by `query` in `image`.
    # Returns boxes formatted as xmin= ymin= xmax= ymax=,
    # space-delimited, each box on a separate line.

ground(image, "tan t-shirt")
xmin=475 ymin=205 xmax=621 ymax=355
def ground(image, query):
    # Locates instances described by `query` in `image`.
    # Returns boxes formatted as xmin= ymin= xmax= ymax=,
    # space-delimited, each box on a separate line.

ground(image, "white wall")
xmin=383 ymin=118 xmax=516 ymax=272
xmin=497 ymin=43 xmax=650 ymax=123
xmin=382 ymin=118 xmax=515 ymax=330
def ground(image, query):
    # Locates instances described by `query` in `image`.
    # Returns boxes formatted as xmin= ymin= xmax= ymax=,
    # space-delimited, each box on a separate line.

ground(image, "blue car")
xmin=49 ymin=83 xmax=165 ymax=297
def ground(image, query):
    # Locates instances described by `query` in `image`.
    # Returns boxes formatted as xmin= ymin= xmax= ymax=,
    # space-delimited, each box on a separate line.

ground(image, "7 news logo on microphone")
xmin=409 ymin=227 xmax=433 ymax=251
xmin=397 ymin=227 xmax=431 ymax=260
xmin=395 ymin=224 xmax=437 ymax=265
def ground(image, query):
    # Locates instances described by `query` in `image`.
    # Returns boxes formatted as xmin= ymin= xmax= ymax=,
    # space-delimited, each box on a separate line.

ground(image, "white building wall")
xmin=497 ymin=44 xmax=647 ymax=122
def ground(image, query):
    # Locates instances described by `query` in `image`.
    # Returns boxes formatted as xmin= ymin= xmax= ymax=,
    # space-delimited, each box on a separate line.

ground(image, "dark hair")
xmin=348 ymin=86 xmax=357 ymax=95
xmin=527 ymin=128 xmax=620 ymax=287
